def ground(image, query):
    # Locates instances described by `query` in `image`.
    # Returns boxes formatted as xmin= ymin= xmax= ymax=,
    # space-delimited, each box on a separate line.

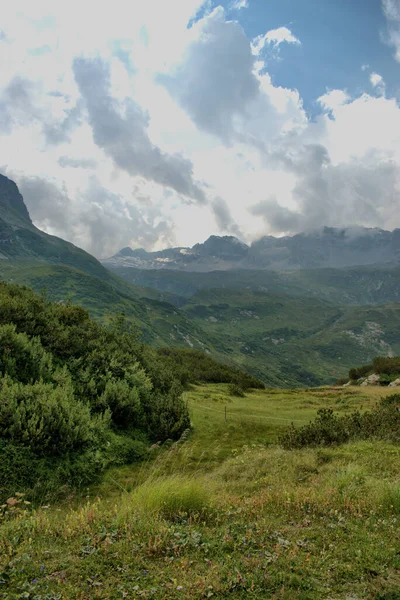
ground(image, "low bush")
xmin=349 ymin=363 xmax=372 ymax=381
xmin=373 ymin=356 xmax=400 ymax=375
xmin=0 ymin=374 xmax=110 ymax=457
xmin=0 ymin=324 xmax=53 ymax=384
xmin=348 ymin=356 xmax=400 ymax=382
xmin=228 ymin=383 xmax=245 ymax=397
xmin=104 ymin=432 xmax=149 ymax=466
xmin=280 ymin=394 xmax=400 ymax=449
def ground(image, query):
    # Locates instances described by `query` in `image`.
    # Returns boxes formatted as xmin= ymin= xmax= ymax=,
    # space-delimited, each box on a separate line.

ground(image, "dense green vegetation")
xmin=2 ymin=384 xmax=400 ymax=599
xmin=0 ymin=282 xmax=268 ymax=501
xmin=156 ymin=348 xmax=264 ymax=390
xmin=0 ymin=282 xmax=191 ymax=499
xmin=280 ymin=393 xmax=400 ymax=449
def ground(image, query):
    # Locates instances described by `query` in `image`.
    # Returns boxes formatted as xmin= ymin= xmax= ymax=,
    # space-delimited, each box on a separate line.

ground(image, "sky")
xmin=0 ymin=0 xmax=400 ymax=258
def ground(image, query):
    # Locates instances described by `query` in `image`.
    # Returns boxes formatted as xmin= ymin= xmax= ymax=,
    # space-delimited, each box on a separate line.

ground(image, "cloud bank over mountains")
xmin=0 ymin=0 xmax=399 ymax=257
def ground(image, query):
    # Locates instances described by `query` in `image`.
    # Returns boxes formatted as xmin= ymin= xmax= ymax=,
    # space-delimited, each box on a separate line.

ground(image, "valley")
xmin=1 ymin=173 xmax=400 ymax=387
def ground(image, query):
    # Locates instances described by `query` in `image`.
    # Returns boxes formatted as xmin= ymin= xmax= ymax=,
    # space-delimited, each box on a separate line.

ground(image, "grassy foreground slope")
xmin=2 ymin=384 xmax=400 ymax=599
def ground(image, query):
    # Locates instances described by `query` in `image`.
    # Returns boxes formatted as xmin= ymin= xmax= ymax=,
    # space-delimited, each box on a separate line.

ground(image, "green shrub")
xmin=105 ymin=433 xmax=149 ymax=466
xmin=0 ymin=282 xmax=192 ymax=496
xmin=280 ymin=394 xmax=400 ymax=449
xmin=228 ymin=383 xmax=245 ymax=397
xmin=334 ymin=377 xmax=349 ymax=386
xmin=0 ymin=375 xmax=109 ymax=457
xmin=0 ymin=441 xmax=106 ymax=501
xmin=0 ymin=324 xmax=53 ymax=383
xmin=372 ymin=356 xmax=400 ymax=375
xmin=381 ymin=393 xmax=400 ymax=406
xmin=98 ymin=378 xmax=141 ymax=428
xmin=349 ymin=363 xmax=372 ymax=381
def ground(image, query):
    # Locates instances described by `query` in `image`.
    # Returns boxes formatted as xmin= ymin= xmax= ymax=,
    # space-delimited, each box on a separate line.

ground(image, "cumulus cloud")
xmin=159 ymin=7 xmax=261 ymax=143
xmin=370 ymin=72 xmax=386 ymax=94
xmin=73 ymin=56 xmax=206 ymax=204
xmin=211 ymin=196 xmax=243 ymax=237
xmin=318 ymin=89 xmax=350 ymax=112
xmin=249 ymin=145 xmax=400 ymax=234
xmin=252 ymin=27 xmax=301 ymax=55
xmin=249 ymin=198 xmax=302 ymax=232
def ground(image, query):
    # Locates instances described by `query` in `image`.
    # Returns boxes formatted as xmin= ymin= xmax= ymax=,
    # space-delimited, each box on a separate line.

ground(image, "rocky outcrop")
xmin=388 ymin=378 xmax=400 ymax=387
xmin=360 ymin=373 xmax=380 ymax=386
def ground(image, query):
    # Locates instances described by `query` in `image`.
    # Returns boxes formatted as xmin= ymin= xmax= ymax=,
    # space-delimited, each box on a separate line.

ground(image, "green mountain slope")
xmin=0 ymin=174 xmax=213 ymax=350
xmin=0 ymin=260 xmax=213 ymax=350
xmin=179 ymin=288 xmax=400 ymax=387
xmin=109 ymin=264 xmax=400 ymax=306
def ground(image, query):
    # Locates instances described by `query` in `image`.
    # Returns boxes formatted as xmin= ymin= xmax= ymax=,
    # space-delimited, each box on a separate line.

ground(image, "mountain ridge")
xmin=104 ymin=227 xmax=400 ymax=272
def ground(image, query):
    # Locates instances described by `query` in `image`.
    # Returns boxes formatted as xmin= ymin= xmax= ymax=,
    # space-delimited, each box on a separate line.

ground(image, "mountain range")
xmin=104 ymin=228 xmax=400 ymax=272
xmin=1 ymin=172 xmax=400 ymax=387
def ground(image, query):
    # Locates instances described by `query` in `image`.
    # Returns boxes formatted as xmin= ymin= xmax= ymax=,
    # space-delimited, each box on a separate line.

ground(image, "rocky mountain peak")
xmin=0 ymin=174 xmax=32 ymax=223
xmin=192 ymin=235 xmax=249 ymax=258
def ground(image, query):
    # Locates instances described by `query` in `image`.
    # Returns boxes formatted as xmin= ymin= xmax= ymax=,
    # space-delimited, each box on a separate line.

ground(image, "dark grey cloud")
xmin=292 ymin=156 xmax=399 ymax=231
xmin=58 ymin=156 xmax=97 ymax=169
xmin=211 ymin=196 xmax=243 ymax=237
xmin=250 ymin=198 xmax=302 ymax=232
xmin=159 ymin=7 xmax=260 ymax=143
xmin=73 ymin=56 xmax=206 ymax=204
xmin=250 ymin=144 xmax=400 ymax=233
xmin=42 ymin=102 xmax=83 ymax=145
xmin=11 ymin=174 xmax=176 ymax=258
xmin=0 ymin=76 xmax=81 ymax=143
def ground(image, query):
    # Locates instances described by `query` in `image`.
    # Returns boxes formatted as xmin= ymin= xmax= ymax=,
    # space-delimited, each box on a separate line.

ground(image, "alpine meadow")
xmin=2 ymin=1 xmax=400 ymax=598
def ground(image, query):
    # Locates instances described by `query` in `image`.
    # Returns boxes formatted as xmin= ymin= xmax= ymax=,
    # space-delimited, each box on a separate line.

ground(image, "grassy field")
xmin=1 ymin=384 xmax=400 ymax=599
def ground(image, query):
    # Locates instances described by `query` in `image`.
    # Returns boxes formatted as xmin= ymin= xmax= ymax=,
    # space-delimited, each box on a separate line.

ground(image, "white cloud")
xmin=369 ymin=72 xmax=386 ymax=94
xmin=231 ymin=0 xmax=249 ymax=9
xmin=0 ymin=1 xmax=400 ymax=257
xmin=252 ymin=26 xmax=301 ymax=55
xmin=318 ymin=89 xmax=350 ymax=112
xmin=382 ymin=0 xmax=400 ymax=62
